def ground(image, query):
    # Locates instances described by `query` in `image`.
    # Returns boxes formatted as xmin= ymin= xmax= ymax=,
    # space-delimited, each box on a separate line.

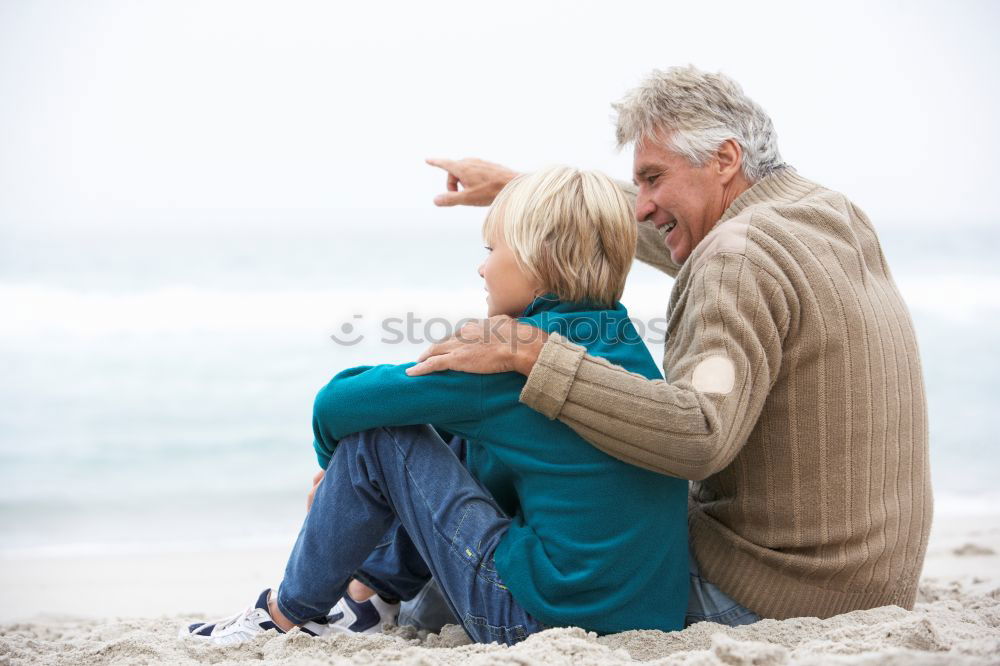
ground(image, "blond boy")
xmin=182 ymin=167 xmax=689 ymax=645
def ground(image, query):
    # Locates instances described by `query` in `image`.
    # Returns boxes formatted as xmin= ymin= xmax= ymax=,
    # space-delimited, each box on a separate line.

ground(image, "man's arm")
xmin=519 ymin=252 xmax=787 ymax=480
xmin=426 ymin=158 xmax=679 ymax=278
xmin=311 ymin=363 xmax=484 ymax=468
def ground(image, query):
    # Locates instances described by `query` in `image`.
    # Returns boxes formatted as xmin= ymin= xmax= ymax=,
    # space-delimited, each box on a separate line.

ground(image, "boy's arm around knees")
xmin=311 ymin=363 xmax=486 ymax=468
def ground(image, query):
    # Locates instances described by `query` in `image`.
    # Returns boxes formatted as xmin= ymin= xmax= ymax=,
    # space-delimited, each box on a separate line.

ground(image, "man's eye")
xmin=646 ymin=174 xmax=659 ymax=185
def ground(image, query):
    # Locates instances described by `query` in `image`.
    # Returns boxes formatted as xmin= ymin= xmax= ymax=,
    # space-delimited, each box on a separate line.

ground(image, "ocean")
xmin=1 ymin=218 xmax=997 ymax=557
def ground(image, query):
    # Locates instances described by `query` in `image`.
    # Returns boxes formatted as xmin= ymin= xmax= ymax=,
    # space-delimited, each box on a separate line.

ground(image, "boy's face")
xmin=478 ymin=231 xmax=540 ymax=317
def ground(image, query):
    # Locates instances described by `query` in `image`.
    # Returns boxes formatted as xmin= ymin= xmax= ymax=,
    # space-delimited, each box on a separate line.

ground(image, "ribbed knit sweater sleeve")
xmin=520 ymin=246 xmax=787 ymax=480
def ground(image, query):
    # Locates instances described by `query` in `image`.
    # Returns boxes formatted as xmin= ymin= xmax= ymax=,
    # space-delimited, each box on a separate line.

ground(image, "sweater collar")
xmin=714 ymin=166 xmax=818 ymax=228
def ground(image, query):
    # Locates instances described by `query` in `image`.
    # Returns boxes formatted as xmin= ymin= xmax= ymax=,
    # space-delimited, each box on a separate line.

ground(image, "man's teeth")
xmin=664 ymin=221 xmax=676 ymax=233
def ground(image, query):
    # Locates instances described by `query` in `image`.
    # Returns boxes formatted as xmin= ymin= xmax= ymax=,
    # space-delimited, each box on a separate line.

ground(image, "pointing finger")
xmin=433 ymin=191 xmax=470 ymax=207
xmin=425 ymin=157 xmax=457 ymax=172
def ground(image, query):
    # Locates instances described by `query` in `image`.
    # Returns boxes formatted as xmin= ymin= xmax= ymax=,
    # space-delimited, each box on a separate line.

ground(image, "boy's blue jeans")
xmin=276 ymin=424 xmax=545 ymax=645
xmin=362 ymin=433 xmax=760 ymax=632
xmin=391 ymin=550 xmax=762 ymax=632
xmin=389 ymin=538 xmax=762 ymax=632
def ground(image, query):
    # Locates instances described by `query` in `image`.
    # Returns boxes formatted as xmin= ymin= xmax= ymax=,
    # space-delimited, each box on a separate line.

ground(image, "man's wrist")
xmin=512 ymin=334 xmax=546 ymax=376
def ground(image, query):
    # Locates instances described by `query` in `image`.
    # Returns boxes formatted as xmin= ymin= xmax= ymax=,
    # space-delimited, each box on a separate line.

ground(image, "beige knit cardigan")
xmin=518 ymin=168 xmax=932 ymax=620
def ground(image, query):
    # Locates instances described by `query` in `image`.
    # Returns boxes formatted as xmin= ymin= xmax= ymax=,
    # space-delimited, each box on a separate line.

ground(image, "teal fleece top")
xmin=312 ymin=294 xmax=689 ymax=634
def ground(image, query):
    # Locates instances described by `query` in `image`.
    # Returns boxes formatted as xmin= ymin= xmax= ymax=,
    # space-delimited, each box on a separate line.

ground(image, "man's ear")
xmin=715 ymin=138 xmax=744 ymax=184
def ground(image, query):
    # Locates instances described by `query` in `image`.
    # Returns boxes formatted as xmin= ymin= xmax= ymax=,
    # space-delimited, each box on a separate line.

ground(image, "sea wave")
xmin=1 ymin=272 xmax=997 ymax=337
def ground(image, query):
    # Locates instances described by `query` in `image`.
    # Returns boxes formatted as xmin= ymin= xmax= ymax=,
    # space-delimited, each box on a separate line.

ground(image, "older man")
xmin=411 ymin=66 xmax=932 ymax=622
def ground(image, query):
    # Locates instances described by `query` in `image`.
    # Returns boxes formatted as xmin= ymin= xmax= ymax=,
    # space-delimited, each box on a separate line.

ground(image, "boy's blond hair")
xmin=482 ymin=166 xmax=636 ymax=309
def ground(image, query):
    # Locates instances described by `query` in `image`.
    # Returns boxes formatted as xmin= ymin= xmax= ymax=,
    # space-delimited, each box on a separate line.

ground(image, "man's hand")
xmin=426 ymin=157 xmax=519 ymax=207
xmin=307 ymin=469 xmax=324 ymax=511
xmin=406 ymin=316 xmax=548 ymax=377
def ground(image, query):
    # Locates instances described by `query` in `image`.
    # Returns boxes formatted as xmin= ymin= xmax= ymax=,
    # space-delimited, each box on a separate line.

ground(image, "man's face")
xmin=633 ymin=138 xmax=732 ymax=265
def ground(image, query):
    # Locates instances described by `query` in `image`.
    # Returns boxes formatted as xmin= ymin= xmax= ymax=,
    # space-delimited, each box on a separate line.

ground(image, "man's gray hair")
xmin=613 ymin=65 xmax=785 ymax=183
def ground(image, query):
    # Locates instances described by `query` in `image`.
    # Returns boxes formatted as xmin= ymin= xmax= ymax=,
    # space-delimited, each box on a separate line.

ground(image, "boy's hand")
xmin=406 ymin=316 xmax=548 ymax=377
xmin=426 ymin=157 xmax=519 ymax=207
xmin=307 ymin=469 xmax=324 ymax=511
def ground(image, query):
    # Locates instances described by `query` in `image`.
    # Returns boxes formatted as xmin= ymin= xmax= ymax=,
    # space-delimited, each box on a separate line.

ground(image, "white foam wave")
xmin=0 ymin=284 xmax=489 ymax=336
xmin=0 ymin=272 xmax=995 ymax=338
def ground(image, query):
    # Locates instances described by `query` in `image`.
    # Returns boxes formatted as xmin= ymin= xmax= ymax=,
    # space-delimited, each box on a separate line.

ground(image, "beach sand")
xmin=2 ymin=514 xmax=999 ymax=665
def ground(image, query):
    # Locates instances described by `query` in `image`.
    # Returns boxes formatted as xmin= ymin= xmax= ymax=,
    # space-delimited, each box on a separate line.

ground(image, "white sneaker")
xmin=179 ymin=589 xmax=328 ymax=645
xmin=326 ymin=594 xmax=400 ymax=634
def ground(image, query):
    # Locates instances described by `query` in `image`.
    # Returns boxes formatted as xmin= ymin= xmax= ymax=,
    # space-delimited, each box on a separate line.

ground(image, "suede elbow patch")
xmin=691 ymin=356 xmax=736 ymax=395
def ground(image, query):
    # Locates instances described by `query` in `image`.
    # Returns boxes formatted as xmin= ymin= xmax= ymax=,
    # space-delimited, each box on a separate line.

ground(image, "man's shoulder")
xmin=686 ymin=172 xmax=862 ymax=279
xmin=753 ymin=174 xmax=858 ymax=234
xmin=738 ymin=171 xmax=858 ymax=244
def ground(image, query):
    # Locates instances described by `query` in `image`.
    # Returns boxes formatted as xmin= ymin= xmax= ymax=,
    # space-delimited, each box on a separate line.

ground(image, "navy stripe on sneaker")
xmin=343 ymin=596 xmax=381 ymax=632
xmin=254 ymin=590 xmax=288 ymax=634
xmin=179 ymin=588 xmax=310 ymax=644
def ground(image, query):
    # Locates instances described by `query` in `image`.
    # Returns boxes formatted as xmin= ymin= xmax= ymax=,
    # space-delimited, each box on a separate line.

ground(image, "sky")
xmin=0 ymin=0 xmax=997 ymax=236
xmin=0 ymin=0 xmax=998 ymax=544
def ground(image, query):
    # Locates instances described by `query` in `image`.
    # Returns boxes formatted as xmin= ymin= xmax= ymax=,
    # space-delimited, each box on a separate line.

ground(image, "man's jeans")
xmin=684 ymin=545 xmax=760 ymax=627
xmin=276 ymin=424 xmax=544 ymax=646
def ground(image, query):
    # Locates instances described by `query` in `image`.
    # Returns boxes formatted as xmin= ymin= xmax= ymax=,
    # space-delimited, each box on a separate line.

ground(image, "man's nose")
xmin=634 ymin=190 xmax=654 ymax=222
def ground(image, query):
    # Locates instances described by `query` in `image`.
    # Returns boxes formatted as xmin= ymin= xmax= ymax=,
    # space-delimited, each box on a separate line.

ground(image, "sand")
xmin=2 ymin=515 xmax=999 ymax=665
